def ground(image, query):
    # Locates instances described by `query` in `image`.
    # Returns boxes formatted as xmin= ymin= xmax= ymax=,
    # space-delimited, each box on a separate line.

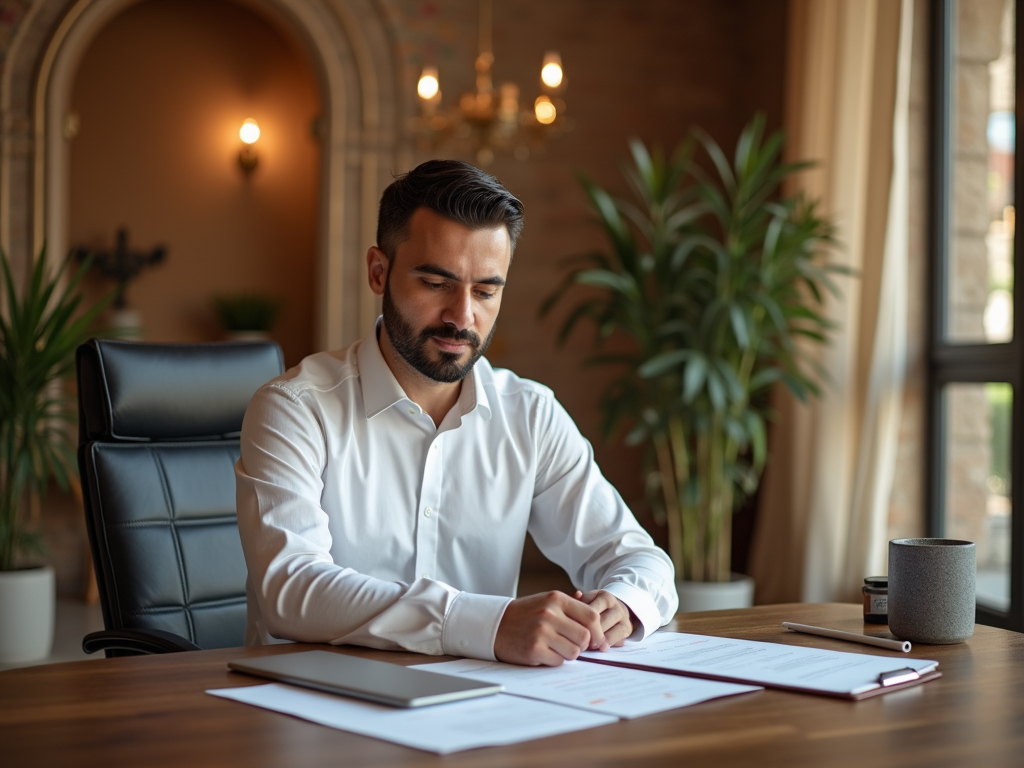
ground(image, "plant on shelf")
xmin=212 ymin=291 xmax=283 ymax=335
xmin=542 ymin=115 xmax=848 ymax=585
xmin=1 ymin=247 xmax=112 ymax=571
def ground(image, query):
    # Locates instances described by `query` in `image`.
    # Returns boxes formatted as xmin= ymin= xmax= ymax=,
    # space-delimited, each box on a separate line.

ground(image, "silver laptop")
xmin=228 ymin=650 xmax=502 ymax=708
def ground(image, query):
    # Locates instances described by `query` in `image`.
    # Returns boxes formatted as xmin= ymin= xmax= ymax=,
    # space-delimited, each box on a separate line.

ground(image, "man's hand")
xmin=574 ymin=590 xmax=635 ymax=650
xmin=493 ymin=591 xmax=606 ymax=666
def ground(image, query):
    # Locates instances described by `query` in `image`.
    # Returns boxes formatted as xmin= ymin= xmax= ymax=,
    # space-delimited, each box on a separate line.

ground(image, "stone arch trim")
xmin=1 ymin=0 xmax=401 ymax=347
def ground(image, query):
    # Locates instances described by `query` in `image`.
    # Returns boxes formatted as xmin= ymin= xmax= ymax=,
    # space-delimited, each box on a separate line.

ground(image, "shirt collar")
xmin=358 ymin=317 xmax=492 ymax=421
xmin=357 ymin=329 xmax=408 ymax=419
xmin=461 ymin=354 xmax=492 ymax=421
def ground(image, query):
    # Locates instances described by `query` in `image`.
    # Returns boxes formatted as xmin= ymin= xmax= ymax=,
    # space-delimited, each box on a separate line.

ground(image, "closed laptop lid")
xmin=228 ymin=651 xmax=503 ymax=708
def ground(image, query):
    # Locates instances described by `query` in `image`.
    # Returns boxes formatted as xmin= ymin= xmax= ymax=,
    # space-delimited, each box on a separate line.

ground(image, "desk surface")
xmin=2 ymin=603 xmax=1022 ymax=768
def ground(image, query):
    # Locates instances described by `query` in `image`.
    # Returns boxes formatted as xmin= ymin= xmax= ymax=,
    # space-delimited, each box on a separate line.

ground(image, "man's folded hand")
xmin=573 ymin=589 xmax=635 ymax=650
xmin=493 ymin=591 xmax=606 ymax=666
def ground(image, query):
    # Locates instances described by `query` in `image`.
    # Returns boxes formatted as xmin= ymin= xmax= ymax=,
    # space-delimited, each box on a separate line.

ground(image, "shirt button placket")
xmin=414 ymin=435 xmax=441 ymax=582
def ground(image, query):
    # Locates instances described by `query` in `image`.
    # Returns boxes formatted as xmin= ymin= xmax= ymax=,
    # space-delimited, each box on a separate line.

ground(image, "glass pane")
xmin=946 ymin=0 xmax=1015 ymax=342
xmin=943 ymin=383 xmax=1012 ymax=612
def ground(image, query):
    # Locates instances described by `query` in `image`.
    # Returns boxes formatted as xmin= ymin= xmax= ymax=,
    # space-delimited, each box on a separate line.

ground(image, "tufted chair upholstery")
xmin=76 ymin=339 xmax=283 ymax=656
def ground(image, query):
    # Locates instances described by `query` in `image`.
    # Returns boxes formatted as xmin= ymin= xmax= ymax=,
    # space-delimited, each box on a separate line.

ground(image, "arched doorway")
xmin=68 ymin=0 xmax=322 ymax=364
xmin=1 ymin=0 xmax=402 ymax=350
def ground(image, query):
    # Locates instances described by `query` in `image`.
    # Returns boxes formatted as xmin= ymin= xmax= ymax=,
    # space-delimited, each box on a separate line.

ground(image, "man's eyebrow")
xmin=412 ymin=264 xmax=506 ymax=287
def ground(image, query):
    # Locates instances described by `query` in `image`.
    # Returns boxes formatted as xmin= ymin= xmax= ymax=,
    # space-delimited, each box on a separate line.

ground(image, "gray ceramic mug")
xmin=888 ymin=538 xmax=975 ymax=644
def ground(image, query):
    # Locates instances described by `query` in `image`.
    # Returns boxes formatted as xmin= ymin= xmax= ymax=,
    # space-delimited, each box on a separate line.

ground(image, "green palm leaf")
xmin=0 ymin=247 xmax=115 ymax=571
xmin=540 ymin=116 xmax=849 ymax=582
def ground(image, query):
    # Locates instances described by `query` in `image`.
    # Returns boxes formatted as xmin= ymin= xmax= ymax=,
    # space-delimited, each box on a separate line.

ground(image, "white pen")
xmin=781 ymin=622 xmax=912 ymax=653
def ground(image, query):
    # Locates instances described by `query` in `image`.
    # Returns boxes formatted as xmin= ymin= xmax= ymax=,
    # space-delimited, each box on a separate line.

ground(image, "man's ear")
xmin=366 ymin=246 xmax=389 ymax=297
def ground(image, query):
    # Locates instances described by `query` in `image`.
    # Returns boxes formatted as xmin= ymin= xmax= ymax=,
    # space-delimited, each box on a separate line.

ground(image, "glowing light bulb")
xmin=534 ymin=96 xmax=557 ymax=125
xmin=239 ymin=119 xmax=260 ymax=145
xmin=418 ymin=67 xmax=440 ymax=100
xmin=540 ymin=52 xmax=563 ymax=89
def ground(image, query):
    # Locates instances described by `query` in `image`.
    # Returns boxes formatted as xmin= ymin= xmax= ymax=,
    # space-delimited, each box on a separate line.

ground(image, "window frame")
xmin=928 ymin=0 xmax=1024 ymax=632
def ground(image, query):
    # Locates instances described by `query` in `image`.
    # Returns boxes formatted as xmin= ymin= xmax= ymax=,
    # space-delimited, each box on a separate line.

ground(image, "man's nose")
xmin=442 ymin=288 xmax=474 ymax=331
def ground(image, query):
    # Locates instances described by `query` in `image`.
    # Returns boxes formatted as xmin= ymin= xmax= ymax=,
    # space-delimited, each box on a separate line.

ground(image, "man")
xmin=236 ymin=160 xmax=677 ymax=666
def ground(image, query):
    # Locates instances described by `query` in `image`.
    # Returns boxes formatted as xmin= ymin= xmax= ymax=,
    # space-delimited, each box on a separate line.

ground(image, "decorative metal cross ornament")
xmin=75 ymin=228 xmax=166 ymax=309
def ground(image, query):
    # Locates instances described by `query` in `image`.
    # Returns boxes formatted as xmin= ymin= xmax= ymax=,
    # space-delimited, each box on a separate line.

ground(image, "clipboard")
xmin=579 ymin=656 xmax=941 ymax=700
xmin=578 ymin=632 xmax=942 ymax=700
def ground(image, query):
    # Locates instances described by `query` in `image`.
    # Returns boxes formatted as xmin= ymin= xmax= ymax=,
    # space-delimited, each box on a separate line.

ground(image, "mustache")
xmin=421 ymin=325 xmax=481 ymax=348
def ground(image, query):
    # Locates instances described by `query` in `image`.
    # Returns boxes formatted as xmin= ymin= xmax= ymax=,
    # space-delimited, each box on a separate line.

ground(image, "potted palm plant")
xmin=0 ymin=248 xmax=111 ymax=662
xmin=543 ymin=115 xmax=846 ymax=609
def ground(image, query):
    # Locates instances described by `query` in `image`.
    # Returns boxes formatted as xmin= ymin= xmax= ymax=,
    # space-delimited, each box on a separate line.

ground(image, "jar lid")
xmin=863 ymin=576 xmax=888 ymax=588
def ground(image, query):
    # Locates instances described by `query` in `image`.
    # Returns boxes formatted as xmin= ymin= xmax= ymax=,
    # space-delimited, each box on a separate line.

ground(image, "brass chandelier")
xmin=414 ymin=0 xmax=567 ymax=165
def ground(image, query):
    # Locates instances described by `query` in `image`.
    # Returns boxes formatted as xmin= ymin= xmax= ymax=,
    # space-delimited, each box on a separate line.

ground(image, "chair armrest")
xmin=82 ymin=628 xmax=202 ymax=656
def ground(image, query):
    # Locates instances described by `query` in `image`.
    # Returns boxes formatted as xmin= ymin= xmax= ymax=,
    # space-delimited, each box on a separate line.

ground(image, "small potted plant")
xmin=0 ymin=248 xmax=111 ymax=662
xmin=212 ymin=291 xmax=283 ymax=341
xmin=543 ymin=116 xmax=848 ymax=609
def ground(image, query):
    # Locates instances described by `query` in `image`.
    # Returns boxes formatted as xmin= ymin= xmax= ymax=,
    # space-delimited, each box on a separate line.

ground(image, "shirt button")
xmin=424 ymin=508 xmax=432 ymax=517
xmin=408 ymin=407 xmax=416 ymax=414
xmin=422 ymin=573 xmax=429 ymax=579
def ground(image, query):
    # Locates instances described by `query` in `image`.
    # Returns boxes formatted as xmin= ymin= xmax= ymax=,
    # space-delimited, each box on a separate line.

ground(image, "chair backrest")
xmin=77 ymin=339 xmax=284 ymax=650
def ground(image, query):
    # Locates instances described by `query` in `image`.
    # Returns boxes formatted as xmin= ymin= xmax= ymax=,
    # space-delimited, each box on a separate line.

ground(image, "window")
xmin=929 ymin=0 xmax=1022 ymax=631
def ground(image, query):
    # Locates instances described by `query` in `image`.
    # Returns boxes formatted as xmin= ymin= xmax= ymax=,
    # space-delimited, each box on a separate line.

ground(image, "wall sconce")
xmin=238 ymin=118 xmax=260 ymax=174
xmin=417 ymin=66 xmax=441 ymax=107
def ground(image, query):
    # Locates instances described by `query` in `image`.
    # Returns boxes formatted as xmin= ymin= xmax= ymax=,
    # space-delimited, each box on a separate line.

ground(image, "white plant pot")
xmin=675 ymin=573 xmax=755 ymax=613
xmin=108 ymin=309 xmax=143 ymax=339
xmin=0 ymin=565 xmax=56 ymax=663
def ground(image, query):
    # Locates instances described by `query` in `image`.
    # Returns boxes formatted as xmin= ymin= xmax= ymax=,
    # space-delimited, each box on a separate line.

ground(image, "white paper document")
xmin=414 ymin=658 xmax=761 ymax=718
xmin=207 ymin=683 xmax=616 ymax=754
xmin=580 ymin=632 xmax=939 ymax=697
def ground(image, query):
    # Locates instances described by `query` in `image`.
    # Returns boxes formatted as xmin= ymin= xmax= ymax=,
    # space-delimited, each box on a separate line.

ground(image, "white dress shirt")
xmin=235 ymin=327 xmax=678 ymax=660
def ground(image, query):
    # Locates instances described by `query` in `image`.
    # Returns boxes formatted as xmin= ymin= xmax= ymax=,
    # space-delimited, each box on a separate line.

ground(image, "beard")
xmin=381 ymin=279 xmax=496 ymax=384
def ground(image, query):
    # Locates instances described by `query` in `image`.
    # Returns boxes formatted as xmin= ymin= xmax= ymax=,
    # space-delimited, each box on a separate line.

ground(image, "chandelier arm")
xmin=480 ymin=0 xmax=492 ymax=58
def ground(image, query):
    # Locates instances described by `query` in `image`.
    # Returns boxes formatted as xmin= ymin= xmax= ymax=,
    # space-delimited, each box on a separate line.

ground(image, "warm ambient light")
xmin=413 ymin=0 xmax=567 ymax=163
xmin=239 ymin=118 xmax=261 ymax=145
xmin=238 ymin=119 xmax=260 ymax=174
xmin=534 ymin=95 xmax=556 ymax=125
xmin=540 ymin=52 xmax=563 ymax=89
xmin=417 ymin=67 xmax=440 ymax=100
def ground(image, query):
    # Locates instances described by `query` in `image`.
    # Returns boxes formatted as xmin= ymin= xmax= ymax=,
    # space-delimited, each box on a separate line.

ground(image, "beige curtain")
xmin=749 ymin=0 xmax=912 ymax=603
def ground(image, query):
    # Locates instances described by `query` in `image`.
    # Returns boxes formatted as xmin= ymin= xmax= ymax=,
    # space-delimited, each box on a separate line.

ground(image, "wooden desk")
xmin=2 ymin=603 xmax=1022 ymax=767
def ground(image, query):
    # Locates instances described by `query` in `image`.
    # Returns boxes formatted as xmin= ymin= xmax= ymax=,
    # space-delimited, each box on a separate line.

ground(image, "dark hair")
xmin=376 ymin=160 xmax=525 ymax=259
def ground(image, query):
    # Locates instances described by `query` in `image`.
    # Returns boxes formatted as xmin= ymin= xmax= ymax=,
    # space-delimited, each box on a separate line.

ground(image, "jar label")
xmin=869 ymin=594 xmax=887 ymax=614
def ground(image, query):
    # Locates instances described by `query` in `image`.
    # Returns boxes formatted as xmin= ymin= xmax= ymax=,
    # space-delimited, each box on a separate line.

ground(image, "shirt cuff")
xmin=600 ymin=581 xmax=663 ymax=641
xmin=441 ymin=591 xmax=513 ymax=660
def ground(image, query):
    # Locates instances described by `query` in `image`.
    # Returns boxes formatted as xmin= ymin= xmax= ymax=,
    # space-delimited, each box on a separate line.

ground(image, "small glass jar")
xmin=862 ymin=576 xmax=888 ymax=624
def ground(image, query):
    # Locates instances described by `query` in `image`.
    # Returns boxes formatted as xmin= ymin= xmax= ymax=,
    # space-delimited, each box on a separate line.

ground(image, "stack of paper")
xmin=414 ymin=657 xmax=759 ymax=719
xmin=208 ymin=630 xmax=940 ymax=753
xmin=208 ymin=684 xmax=618 ymax=754
xmin=209 ymin=657 xmax=759 ymax=754
xmin=580 ymin=632 xmax=940 ymax=698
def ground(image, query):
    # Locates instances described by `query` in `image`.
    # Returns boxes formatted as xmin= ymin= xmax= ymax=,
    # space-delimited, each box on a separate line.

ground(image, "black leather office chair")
xmin=77 ymin=339 xmax=284 ymax=656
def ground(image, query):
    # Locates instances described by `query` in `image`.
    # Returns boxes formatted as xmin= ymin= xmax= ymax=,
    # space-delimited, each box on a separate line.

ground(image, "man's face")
xmin=377 ymin=207 xmax=511 ymax=384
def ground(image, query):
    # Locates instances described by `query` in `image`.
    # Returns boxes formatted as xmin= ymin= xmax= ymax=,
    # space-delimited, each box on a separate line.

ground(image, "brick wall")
xmin=943 ymin=0 xmax=1009 ymax=559
xmin=388 ymin=0 xmax=788 ymax=547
